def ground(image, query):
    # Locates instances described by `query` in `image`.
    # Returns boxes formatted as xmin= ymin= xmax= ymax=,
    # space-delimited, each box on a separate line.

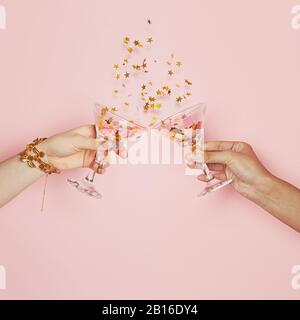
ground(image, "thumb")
xmin=205 ymin=150 xmax=236 ymax=165
xmin=73 ymin=135 xmax=101 ymax=151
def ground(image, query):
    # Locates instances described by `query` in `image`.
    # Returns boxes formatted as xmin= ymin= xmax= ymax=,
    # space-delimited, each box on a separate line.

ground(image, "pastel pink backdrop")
xmin=0 ymin=0 xmax=300 ymax=299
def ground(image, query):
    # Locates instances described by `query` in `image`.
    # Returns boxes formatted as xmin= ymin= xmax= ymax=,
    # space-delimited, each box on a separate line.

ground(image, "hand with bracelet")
xmin=0 ymin=125 xmax=112 ymax=208
xmin=188 ymin=141 xmax=300 ymax=233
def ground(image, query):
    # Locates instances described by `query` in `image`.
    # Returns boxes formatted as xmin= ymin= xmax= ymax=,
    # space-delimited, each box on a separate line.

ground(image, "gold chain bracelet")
xmin=20 ymin=138 xmax=61 ymax=175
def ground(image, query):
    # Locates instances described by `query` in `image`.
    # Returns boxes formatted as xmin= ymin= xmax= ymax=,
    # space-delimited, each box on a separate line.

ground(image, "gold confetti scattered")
xmin=154 ymin=103 xmax=162 ymax=109
xmin=176 ymin=61 xmax=182 ymax=67
xmin=151 ymin=116 xmax=157 ymax=121
xmin=148 ymin=81 xmax=153 ymax=86
xmin=147 ymin=37 xmax=153 ymax=43
xmin=186 ymin=92 xmax=191 ymax=96
xmin=132 ymin=64 xmax=141 ymax=71
xmin=113 ymin=64 xmax=119 ymax=70
xmin=127 ymin=47 xmax=133 ymax=54
xmin=168 ymin=70 xmax=174 ymax=76
xmin=133 ymin=40 xmax=143 ymax=48
xmin=123 ymin=36 xmax=130 ymax=45
xmin=124 ymin=102 xmax=129 ymax=107
xmin=166 ymin=61 xmax=172 ymax=66
xmin=185 ymin=79 xmax=192 ymax=85
xmin=124 ymin=72 xmax=130 ymax=78
xmin=123 ymin=58 xmax=128 ymax=65
xmin=101 ymin=106 xmax=109 ymax=115
xmin=116 ymin=74 xmax=121 ymax=80
xmin=141 ymin=84 xmax=146 ymax=90
xmin=176 ymin=84 xmax=181 ymax=88
xmin=176 ymin=96 xmax=183 ymax=103
xmin=111 ymin=107 xmax=118 ymax=112
xmin=156 ymin=89 xmax=162 ymax=96
xmin=149 ymin=96 xmax=156 ymax=102
xmin=113 ymin=89 xmax=119 ymax=94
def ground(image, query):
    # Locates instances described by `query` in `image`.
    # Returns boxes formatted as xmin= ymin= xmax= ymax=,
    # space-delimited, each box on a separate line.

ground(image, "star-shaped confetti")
xmin=168 ymin=70 xmax=174 ymax=76
xmin=147 ymin=37 xmax=153 ymax=43
xmin=127 ymin=47 xmax=133 ymax=54
xmin=113 ymin=64 xmax=119 ymax=70
xmin=133 ymin=40 xmax=143 ymax=48
xmin=124 ymin=72 xmax=130 ymax=78
xmin=123 ymin=36 xmax=130 ymax=45
xmin=176 ymin=96 xmax=183 ymax=103
xmin=176 ymin=61 xmax=182 ymax=67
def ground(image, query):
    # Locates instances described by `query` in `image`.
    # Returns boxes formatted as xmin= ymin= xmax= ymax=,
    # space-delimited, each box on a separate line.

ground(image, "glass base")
xmin=198 ymin=178 xmax=233 ymax=197
xmin=67 ymin=178 xmax=102 ymax=199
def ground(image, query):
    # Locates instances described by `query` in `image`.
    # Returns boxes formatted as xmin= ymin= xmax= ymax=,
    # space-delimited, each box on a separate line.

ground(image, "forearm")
xmin=0 ymin=155 xmax=44 ymax=208
xmin=253 ymin=175 xmax=300 ymax=232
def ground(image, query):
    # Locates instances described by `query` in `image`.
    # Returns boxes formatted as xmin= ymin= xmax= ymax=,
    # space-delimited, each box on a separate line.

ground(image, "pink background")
xmin=1 ymin=0 xmax=300 ymax=299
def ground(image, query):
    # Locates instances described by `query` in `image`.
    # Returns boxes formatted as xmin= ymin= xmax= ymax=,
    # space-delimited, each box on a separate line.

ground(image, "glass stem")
xmin=85 ymin=170 xmax=96 ymax=183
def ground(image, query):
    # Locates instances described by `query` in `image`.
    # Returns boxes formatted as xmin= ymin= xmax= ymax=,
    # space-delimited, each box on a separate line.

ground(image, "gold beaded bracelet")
xmin=19 ymin=138 xmax=61 ymax=175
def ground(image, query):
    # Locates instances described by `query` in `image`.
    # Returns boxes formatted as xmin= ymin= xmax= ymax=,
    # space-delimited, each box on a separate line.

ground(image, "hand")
xmin=38 ymin=125 xmax=106 ymax=172
xmin=190 ymin=141 xmax=273 ymax=201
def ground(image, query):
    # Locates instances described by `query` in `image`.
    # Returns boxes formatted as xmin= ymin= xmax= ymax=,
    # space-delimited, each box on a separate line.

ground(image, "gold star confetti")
xmin=185 ymin=79 xmax=192 ymax=85
xmin=123 ymin=58 xmax=128 ymax=65
xmin=127 ymin=47 xmax=133 ymax=54
xmin=124 ymin=72 xmax=130 ymax=78
xmin=148 ymin=81 xmax=153 ymax=86
xmin=168 ymin=70 xmax=174 ymax=76
xmin=147 ymin=37 xmax=153 ymax=43
xmin=132 ymin=64 xmax=141 ymax=70
xmin=186 ymin=92 xmax=191 ymax=96
xmin=101 ymin=106 xmax=109 ymax=115
xmin=123 ymin=36 xmax=130 ymax=45
xmin=111 ymin=107 xmax=118 ymax=112
xmin=149 ymin=96 xmax=156 ymax=102
xmin=176 ymin=96 xmax=183 ymax=103
xmin=156 ymin=89 xmax=162 ymax=96
xmin=113 ymin=89 xmax=119 ymax=94
xmin=154 ymin=103 xmax=162 ymax=109
xmin=141 ymin=84 xmax=146 ymax=90
xmin=113 ymin=64 xmax=119 ymax=70
xmin=133 ymin=40 xmax=143 ymax=48
xmin=142 ymin=58 xmax=147 ymax=69
xmin=116 ymin=74 xmax=121 ymax=80
xmin=176 ymin=61 xmax=182 ymax=67
xmin=162 ymin=86 xmax=169 ymax=91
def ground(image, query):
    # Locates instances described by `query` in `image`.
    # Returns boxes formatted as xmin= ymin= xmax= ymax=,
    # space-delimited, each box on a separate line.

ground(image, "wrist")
xmin=250 ymin=173 xmax=281 ymax=205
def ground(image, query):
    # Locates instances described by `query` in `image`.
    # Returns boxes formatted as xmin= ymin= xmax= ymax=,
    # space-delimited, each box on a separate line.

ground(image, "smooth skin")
xmin=189 ymin=141 xmax=300 ymax=233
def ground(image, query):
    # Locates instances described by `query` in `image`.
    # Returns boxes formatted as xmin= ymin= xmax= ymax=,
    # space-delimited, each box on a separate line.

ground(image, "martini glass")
xmin=153 ymin=103 xmax=232 ymax=197
xmin=67 ymin=104 xmax=146 ymax=198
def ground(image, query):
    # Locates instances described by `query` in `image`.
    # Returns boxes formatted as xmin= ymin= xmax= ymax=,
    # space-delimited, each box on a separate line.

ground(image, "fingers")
xmin=205 ymin=150 xmax=235 ymax=165
xmin=69 ymin=125 xmax=96 ymax=138
xmin=204 ymin=141 xmax=236 ymax=151
xmin=205 ymin=141 xmax=253 ymax=154
xmin=197 ymin=172 xmax=227 ymax=182
xmin=90 ymin=160 xmax=110 ymax=174
xmin=74 ymin=135 xmax=101 ymax=151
